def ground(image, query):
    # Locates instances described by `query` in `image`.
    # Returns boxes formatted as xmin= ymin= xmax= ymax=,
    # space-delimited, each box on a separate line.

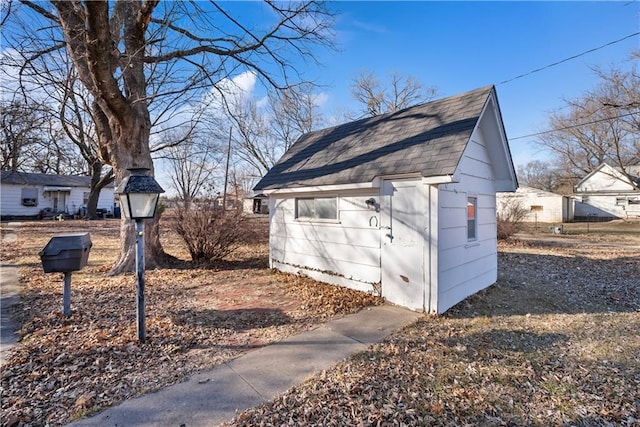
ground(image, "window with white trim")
xmin=467 ymin=197 xmax=477 ymax=241
xmin=296 ymin=197 xmax=337 ymax=220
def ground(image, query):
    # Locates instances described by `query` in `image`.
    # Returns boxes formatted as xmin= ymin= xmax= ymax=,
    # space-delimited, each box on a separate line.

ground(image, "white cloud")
xmin=232 ymin=71 xmax=257 ymax=94
xmin=313 ymin=92 xmax=329 ymax=109
xmin=206 ymin=70 xmax=257 ymax=104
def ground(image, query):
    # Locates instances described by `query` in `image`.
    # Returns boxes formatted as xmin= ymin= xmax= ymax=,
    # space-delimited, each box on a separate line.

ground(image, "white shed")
xmin=254 ymin=86 xmax=517 ymax=313
xmin=497 ymin=186 xmax=573 ymax=223
xmin=0 ymin=171 xmax=115 ymax=219
xmin=574 ymin=163 xmax=640 ymax=219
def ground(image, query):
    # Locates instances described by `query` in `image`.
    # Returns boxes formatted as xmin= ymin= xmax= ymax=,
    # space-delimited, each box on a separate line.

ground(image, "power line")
xmin=499 ymin=32 xmax=640 ymax=85
xmin=510 ymin=111 xmax=639 ymax=141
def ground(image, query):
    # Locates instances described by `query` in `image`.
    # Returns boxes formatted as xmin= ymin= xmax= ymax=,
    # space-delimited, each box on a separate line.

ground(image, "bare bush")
xmin=172 ymin=201 xmax=247 ymax=262
xmin=496 ymin=197 xmax=529 ymax=240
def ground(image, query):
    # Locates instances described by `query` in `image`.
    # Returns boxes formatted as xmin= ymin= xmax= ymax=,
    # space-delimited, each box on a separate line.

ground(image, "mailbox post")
xmin=115 ymin=168 xmax=165 ymax=343
xmin=39 ymin=233 xmax=92 ymax=316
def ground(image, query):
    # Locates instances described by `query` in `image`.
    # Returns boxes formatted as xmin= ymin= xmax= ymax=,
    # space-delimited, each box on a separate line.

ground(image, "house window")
xmin=296 ymin=197 xmax=337 ymax=220
xmin=629 ymin=198 xmax=640 ymax=205
xmin=83 ymin=192 xmax=90 ymax=205
xmin=616 ymin=198 xmax=627 ymax=206
xmin=21 ymin=188 xmax=38 ymax=207
xmin=467 ymin=197 xmax=477 ymax=241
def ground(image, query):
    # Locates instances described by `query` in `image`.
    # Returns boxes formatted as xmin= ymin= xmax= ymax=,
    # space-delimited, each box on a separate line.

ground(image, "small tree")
xmin=496 ymin=197 xmax=530 ymax=240
xmin=172 ymin=201 xmax=247 ymax=263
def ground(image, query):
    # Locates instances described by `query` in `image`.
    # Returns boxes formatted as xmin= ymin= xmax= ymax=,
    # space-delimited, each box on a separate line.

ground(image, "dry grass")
xmin=226 ymin=226 xmax=640 ymax=426
xmin=0 ymin=216 xmax=382 ymax=427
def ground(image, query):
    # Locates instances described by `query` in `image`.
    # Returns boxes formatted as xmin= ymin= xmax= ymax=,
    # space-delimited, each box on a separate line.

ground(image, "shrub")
xmin=496 ymin=198 xmax=529 ymax=240
xmin=172 ymin=200 xmax=247 ymax=262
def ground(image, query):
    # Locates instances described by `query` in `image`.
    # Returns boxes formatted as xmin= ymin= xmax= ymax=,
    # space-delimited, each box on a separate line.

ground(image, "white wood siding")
xmin=0 ymin=183 xmax=115 ymax=217
xmin=575 ymin=194 xmax=640 ymax=218
xmin=575 ymin=165 xmax=640 ymax=218
xmin=269 ymin=190 xmax=381 ymax=293
xmin=497 ymin=187 xmax=568 ymax=223
xmin=0 ymin=184 xmax=41 ymax=216
xmin=436 ymin=126 xmax=498 ymax=313
xmin=576 ymin=167 xmax=636 ymax=192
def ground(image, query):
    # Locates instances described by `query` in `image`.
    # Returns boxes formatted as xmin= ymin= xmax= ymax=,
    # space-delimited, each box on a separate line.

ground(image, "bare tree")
xmin=226 ymin=96 xmax=276 ymax=177
xmin=1 ymin=99 xmax=49 ymax=171
xmin=8 ymin=1 xmax=335 ymax=273
xmin=164 ymin=127 xmax=220 ymax=207
xmin=349 ymin=69 xmax=437 ymax=118
xmin=537 ymin=62 xmax=639 ymax=188
xmin=58 ymin=67 xmax=116 ymax=218
xmin=517 ymin=160 xmax=562 ymax=193
xmin=594 ymin=60 xmax=640 ymax=172
xmin=221 ymin=83 xmax=325 ymax=178
xmin=1 ymin=21 xmax=114 ymax=218
xmin=268 ymin=83 xmax=324 ymax=151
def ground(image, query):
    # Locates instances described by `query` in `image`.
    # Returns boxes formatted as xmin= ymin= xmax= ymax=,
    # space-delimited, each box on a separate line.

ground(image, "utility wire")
xmin=510 ymin=111 xmax=639 ymax=140
xmin=499 ymin=32 xmax=640 ymax=85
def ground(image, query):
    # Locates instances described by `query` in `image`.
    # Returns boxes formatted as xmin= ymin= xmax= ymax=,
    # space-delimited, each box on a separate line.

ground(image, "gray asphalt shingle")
xmin=254 ymin=85 xmax=494 ymax=191
xmin=0 ymin=171 xmax=113 ymax=188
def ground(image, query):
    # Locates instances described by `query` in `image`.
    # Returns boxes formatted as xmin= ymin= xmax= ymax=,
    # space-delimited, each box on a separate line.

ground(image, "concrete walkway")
xmin=70 ymin=304 xmax=421 ymax=427
xmin=1 ymin=222 xmax=21 ymax=366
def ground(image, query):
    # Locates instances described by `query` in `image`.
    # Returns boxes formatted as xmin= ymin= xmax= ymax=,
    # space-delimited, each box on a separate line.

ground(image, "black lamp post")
xmin=115 ymin=167 xmax=165 ymax=342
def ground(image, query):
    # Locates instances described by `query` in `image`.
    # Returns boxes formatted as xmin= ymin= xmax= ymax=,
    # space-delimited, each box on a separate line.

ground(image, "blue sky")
xmin=299 ymin=1 xmax=639 ymax=169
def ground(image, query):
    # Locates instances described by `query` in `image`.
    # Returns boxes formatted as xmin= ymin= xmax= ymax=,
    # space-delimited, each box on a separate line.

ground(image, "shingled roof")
xmin=255 ymin=85 xmax=497 ymax=191
xmin=1 ymin=171 xmax=113 ymax=188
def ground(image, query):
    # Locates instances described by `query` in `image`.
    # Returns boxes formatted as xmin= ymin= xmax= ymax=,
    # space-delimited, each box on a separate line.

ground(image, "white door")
xmin=380 ymin=179 xmax=424 ymax=310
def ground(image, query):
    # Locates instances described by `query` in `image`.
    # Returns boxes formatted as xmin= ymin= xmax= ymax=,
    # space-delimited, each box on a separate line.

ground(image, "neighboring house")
xmin=243 ymin=193 xmax=269 ymax=215
xmin=0 ymin=171 xmax=115 ymax=219
xmin=574 ymin=163 xmax=640 ymax=219
xmin=497 ymin=186 xmax=573 ymax=223
xmin=254 ymin=86 xmax=517 ymax=313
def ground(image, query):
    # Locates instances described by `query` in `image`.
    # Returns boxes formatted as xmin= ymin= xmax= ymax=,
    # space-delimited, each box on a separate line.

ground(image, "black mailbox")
xmin=39 ymin=233 xmax=92 ymax=273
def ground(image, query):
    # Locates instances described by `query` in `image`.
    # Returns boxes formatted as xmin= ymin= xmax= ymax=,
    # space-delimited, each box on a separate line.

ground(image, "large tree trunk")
xmin=107 ymin=115 xmax=172 ymax=275
xmin=49 ymin=0 xmax=170 ymax=274
xmin=86 ymin=161 xmax=115 ymax=219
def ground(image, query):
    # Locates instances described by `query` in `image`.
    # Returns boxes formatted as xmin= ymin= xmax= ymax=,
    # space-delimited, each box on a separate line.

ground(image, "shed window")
xmin=296 ymin=197 xmax=337 ymax=220
xmin=21 ymin=188 xmax=38 ymax=207
xmin=467 ymin=197 xmax=477 ymax=241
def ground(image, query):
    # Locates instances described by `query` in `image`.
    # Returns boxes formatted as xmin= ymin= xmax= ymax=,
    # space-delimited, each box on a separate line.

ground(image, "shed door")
xmin=380 ymin=179 xmax=424 ymax=310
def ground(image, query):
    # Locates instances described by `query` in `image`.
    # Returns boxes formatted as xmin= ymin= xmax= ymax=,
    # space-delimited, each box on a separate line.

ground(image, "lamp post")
xmin=115 ymin=167 xmax=165 ymax=343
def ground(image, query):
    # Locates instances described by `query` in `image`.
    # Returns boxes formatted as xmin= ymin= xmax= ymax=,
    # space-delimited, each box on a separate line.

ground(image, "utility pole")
xmin=222 ymin=127 xmax=232 ymax=210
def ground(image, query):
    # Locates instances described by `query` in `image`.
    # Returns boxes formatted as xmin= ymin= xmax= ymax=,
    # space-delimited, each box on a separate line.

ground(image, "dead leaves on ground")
xmin=0 ymin=220 xmax=382 ymax=427
xmin=226 ymin=236 xmax=640 ymax=427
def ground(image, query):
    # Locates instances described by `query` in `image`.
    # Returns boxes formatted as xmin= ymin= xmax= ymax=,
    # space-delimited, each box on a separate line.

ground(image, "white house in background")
xmin=497 ymin=186 xmax=573 ymax=223
xmin=243 ymin=193 xmax=269 ymax=215
xmin=574 ymin=163 xmax=640 ymax=219
xmin=254 ymin=86 xmax=518 ymax=313
xmin=0 ymin=171 xmax=115 ymax=219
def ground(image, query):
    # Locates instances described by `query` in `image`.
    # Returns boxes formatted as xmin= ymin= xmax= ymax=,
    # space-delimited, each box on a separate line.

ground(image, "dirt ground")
xmin=0 ymin=217 xmax=382 ymax=427
xmin=1 ymin=218 xmax=638 ymax=426
xmin=224 ymin=220 xmax=640 ymax=426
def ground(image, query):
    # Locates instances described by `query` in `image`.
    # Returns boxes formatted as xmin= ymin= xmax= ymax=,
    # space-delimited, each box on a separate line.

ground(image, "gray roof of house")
xmin=1 ymin=171 xmax=111 ymax=188
xmin=254 ymin=85 xmax=495 ymax=191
